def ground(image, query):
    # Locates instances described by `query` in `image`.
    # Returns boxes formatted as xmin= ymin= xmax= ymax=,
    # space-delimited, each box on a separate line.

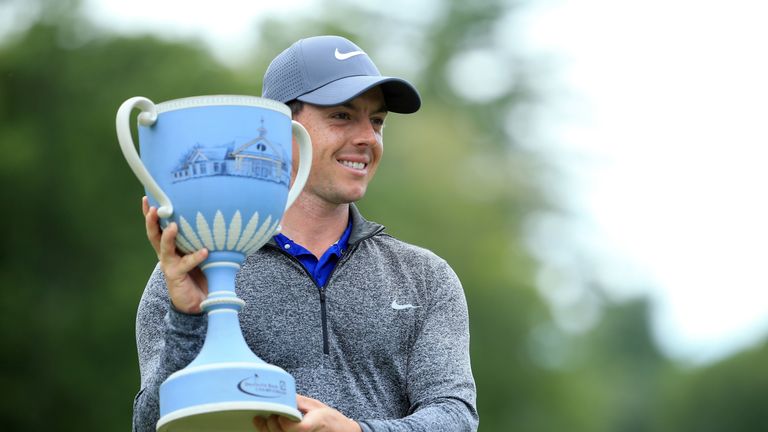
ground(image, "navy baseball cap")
xmin=262 ymin=35 xmax=421 ymax=114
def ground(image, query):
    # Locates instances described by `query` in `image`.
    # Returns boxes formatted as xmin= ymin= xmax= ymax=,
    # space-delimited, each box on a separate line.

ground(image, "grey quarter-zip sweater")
xmin=133 ymin=205 xmax=478 ymax=431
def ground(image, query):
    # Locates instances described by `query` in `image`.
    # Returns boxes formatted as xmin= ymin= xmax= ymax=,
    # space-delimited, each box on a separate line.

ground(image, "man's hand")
xmin=142 ymin=196 xmax=209 ymax=314
xmin=252 ymin=395 xmax=362 ymax=432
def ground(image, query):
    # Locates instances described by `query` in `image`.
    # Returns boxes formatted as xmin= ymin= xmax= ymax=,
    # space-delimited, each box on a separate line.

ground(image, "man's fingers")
xmin=144 ymin=206 xmax=162 ymax=255
xmin=158 ymin=223 xmax=208 ymax=271
xmin=277 ymin=415 xmax=300 ymax=431
xmin=265 ymin=414 xmax=284 ymax=432
xmin=158 ymin=222 xmax=179 ymax=260
xmin=178 ymin=248 xmax=209 ymax=273
xmin=141 ymin=196 xmax=149 ymax=217
xmin=296 ymin=394 xmax=324 ymax=412
xmin=252 ymin=415 xmax=267 ymax=432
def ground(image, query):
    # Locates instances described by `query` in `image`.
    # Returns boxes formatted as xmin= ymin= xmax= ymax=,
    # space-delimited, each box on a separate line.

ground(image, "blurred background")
xmin=1 ymin=0 xmax=766 ymax=430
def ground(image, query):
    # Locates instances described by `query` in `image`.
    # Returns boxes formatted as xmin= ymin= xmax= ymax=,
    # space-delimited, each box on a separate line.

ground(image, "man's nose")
xmin=353 ymin=119 xmax=381 ymax=147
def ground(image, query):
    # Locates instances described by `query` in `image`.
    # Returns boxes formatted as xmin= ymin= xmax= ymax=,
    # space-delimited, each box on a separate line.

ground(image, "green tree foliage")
xmin=1 ymin=1 xmax=766 ymax=431
xmin=659 ymin=342 xmax=768 ymax=431
xmin=567 ymin=300 xmax=671 ymax=432
xmin=0 ymin=18 xmax=252 ymax=430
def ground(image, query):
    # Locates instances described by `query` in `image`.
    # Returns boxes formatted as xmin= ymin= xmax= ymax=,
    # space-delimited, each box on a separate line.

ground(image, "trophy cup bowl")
xmin=116 ymin=95 xmax=312 ymax=431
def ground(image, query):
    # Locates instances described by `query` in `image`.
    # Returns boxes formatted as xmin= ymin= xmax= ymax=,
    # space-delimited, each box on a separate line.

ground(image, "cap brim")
xmin=297 ymin=76 xmax=421 ymax=114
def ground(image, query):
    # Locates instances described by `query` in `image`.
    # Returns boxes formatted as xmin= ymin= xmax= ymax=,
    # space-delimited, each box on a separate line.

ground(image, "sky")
xmin=16 ymin=0 xmax=764 ymax=365
xmin=519 ymin=0 xmax=768 ymax=364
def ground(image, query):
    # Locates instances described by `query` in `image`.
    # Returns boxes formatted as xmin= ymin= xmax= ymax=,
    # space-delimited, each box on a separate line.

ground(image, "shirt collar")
xmin=274 ymin=218 xmax=353 ymax=258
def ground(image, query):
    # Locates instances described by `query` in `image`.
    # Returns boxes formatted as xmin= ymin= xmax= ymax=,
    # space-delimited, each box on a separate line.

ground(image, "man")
xmin=133 ymin=35 xmax=478 ymax=432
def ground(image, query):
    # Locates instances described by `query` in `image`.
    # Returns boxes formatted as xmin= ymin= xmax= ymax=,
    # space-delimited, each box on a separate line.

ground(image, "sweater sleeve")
xmin=359 ymin=257 xmax=479 ymax=432
xmin=132 ymin=264 xmax=207 ymax=432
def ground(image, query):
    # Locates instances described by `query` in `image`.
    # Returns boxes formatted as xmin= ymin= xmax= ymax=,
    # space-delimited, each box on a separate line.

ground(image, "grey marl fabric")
xmin=133 ymin=205 xmax=478 ymax=431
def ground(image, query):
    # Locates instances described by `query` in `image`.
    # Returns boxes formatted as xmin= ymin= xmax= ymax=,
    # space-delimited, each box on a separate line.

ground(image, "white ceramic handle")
xmin=116 ymin=97 xmax=174 ymax=218
xmin=284 ymin=121 xmax=312 ymax=210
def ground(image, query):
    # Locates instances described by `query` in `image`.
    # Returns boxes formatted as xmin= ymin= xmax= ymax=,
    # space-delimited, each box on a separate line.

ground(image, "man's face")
xmin=292 ymin=87 xmax=387 ymax=205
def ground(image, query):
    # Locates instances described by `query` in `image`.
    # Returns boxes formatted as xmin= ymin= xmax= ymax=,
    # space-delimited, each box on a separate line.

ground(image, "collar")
xmin=347 ymin=203 xmax=385 ymax=245
xmin=274 ymin=217 xmax=353 ymax=257
xmin=266 ymin=203 xmax=385 ymax=248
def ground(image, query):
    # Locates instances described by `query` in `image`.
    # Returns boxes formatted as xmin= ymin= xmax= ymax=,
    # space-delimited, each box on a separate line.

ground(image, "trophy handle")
xmin=116 ymin=96 xmax=174 ymax=218
xmin=284 ymin=121 xmax=312 ymax=210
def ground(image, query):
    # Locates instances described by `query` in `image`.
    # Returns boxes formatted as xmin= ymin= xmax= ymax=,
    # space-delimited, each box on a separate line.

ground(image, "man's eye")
xmin=332 ymin=112 xmax=351 ymax=120
xmin=371 ymin=117 xmax=385 ymax=127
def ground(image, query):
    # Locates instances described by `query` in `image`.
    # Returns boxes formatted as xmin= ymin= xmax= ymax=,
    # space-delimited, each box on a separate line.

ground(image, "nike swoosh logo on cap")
xmin=334 ymin=48 xmax=366 ymax=60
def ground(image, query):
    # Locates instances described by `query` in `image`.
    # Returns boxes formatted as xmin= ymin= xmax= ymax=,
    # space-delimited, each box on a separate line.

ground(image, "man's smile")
xmin=338 ymin=159 xmax=368 ymax=171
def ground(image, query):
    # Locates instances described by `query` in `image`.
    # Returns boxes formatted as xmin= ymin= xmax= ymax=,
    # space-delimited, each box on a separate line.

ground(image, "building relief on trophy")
xmin=171 ymin=119 xmax=290 ymax=186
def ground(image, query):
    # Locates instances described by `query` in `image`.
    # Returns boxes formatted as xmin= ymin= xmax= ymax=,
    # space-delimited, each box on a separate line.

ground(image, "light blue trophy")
xmin=116 ymin=95 xmax=311 ymax=431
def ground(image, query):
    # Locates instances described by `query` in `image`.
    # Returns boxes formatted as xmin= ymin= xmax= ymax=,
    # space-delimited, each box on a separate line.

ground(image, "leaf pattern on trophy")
xmin=174 ymin=210 xmax=279 ymax=254
xmin=213 ymin=210 xmax=226 ymax=250
xmin=226 ymin=210 xmax=242 ymax=250
xmin=235 ymin=211 xmax=260 ymax=251
xmin=196 ymin=212 xmax=215 ymax=250
xmin=243 ymin=217 xmax=277 ymax=255
xmin=176 ymin=232 xmax=196 ymax=254
xmin=179 ymin=215 xmax=205 ymax=251
xmin=243 ymin=215 xmax=274 ymax=254
xmin=255 ymin=219 xmax=281 ymax=253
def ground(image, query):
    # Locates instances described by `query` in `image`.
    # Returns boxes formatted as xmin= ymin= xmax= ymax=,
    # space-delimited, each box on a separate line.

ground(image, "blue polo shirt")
xmin=273 ymin=220 xmax=353 ymax=288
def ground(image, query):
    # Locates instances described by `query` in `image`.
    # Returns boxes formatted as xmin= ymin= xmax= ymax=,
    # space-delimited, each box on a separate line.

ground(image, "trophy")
xmin=116 ymin=95 xmax=312 ymax=431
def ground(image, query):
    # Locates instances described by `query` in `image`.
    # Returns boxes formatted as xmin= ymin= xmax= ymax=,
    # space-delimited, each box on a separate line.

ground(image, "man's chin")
xmin=333 ymin=189 xmax=367 ymax=205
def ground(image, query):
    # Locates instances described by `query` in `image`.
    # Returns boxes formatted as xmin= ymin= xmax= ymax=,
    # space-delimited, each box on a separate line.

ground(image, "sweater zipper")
xmin=318 ymin=288 xmax=329 ymax=354
xmin=272 ymin=249 xmax=349 ymax=355
xmin=316 ymin=245 xmax=357 ymax=355
xmin=271 ymin=226 xmax=384 ymax=355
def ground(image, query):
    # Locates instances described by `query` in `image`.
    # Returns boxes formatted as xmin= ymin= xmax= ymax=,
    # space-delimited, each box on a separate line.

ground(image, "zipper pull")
xmin=318 ymin=288 xmax=330 ymax=355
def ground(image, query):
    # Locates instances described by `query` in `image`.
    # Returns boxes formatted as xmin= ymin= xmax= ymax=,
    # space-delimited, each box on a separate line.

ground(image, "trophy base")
xmin=157 ymin=401 xmax=302 ymax=432
xmin=157 ymin=258 xmax=301 ymax=431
